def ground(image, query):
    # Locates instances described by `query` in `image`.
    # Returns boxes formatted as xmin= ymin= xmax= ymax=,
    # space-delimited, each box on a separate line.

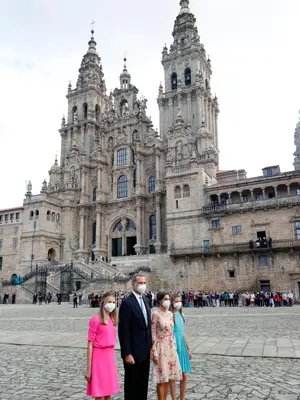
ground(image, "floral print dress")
xmin=151 ymin=309 xmax=182 ymax=384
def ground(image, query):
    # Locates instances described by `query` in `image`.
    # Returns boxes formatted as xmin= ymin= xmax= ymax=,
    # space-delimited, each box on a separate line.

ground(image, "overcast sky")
xmin=1 ymin=0 xmax=300 ymax=209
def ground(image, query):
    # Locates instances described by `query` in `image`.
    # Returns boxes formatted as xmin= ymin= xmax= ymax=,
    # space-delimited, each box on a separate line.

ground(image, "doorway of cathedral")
xmin=47 ymin=248 xmax=56 ymax=261
xmin=127 ymin=237 xmax=137 ymax=256
xmin=112 ymin=238 xmax=122 ymax=257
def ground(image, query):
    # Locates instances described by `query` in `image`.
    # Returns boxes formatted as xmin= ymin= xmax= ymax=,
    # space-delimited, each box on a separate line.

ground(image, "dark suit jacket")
xmin=118 ymin=292 xmax=152 ymax=364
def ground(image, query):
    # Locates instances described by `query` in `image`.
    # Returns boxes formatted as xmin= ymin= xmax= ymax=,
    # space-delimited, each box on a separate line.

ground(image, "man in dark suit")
xmin=118 ymin=273 xmax=152 ymax=400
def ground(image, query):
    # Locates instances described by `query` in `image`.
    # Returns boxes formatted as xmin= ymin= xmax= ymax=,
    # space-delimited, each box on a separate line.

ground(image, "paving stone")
xmin=1 ymin=304 xmax=300 ymax=399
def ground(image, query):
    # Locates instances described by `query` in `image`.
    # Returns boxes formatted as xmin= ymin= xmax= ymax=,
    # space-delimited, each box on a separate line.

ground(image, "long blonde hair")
xmin=99 ymin=292 xmax=118 ymax=326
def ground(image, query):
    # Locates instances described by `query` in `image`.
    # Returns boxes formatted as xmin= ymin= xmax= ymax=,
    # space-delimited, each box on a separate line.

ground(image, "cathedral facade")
xmin=2 ymin=0 xmax=300 ymax=296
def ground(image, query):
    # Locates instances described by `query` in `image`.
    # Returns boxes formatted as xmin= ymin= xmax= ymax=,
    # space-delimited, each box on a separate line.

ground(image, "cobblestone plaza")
xmin=1 ymin=304 xmax=300 ymax=399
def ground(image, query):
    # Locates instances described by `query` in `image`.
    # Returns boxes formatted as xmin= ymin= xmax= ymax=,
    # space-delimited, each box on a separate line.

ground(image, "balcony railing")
xmin=170 ymin=239 xmax=300 ymax=257
xmin=202 ymin=196 xmax=300 ymax=215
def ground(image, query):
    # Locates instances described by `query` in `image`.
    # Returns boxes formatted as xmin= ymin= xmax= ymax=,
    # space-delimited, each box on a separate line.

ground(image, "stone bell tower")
xmin=158 ymin=0 xmax=219 ymax=156
xmin=60 ymin=28 xmax=109 ymax=164
xmin=294 ymin=111 xmax=300 ymax=170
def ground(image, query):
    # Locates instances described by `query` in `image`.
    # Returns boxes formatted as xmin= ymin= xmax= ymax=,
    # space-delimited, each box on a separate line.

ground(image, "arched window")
xmin=171 ymin=73 xmax=177 ymax=90
xmin=114 ymin=222 xmax=123 ymax=232
xmin=56 ymin=213 xmax=60 ymax=224
xmin=205 ymin=79 xmax=209 ymax=90
xmin=92 ymin=187 xmax=97 ymax=202
xmin=149 ymin=176 xmax=156 ymax=193
xmin=108 ymin=136 xmax=114 ymax=150
xmin=83 ymin=103 xmax=88 ymax=119
xmin=120 ymin=99 xmax=129 ymax=116
xmin=117 ymin=176 xmax=128 ymax=198
xmin=127 ymin=220 xmax=136 ymax=230
xmin=72 ymin=106 xmax=77 ymax=122
xmin=95 ymin=104 xmax=100 ymax=122
xmin=51 ymin=212 xmax=55 ymax=221
xmin=149 ymin=215 xmax=156 ymax=240
xmin=35 ymin=210 xmax=39 ymax=219
xmin=29 ymin=211 xmax=34 ymax=220
xmin=92 ymin=221 xmax=96 ymax=245
xmin=183 ymin=184 xmax=190 ymax=198
xmin=117 ymin=148 xmax=128 ymax=166
xmin=46 ymin=211 xmax=50 ymax=221
xmin=185 ymin=68 xmax=191 ymax=86
xmin=174 ymin=186 xmax=181 ymax=199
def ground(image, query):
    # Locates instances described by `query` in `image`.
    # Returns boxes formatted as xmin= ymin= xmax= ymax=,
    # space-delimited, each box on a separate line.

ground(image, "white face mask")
xmin=162 ymin=300 xmax=171 ymax=309
xmin=173 ymin=302 xmax=182 ymax=310
xmin=104 ymin=303 xmax=115 ymax=313
xmin=136 ymin=284 xmax=146 ymax=294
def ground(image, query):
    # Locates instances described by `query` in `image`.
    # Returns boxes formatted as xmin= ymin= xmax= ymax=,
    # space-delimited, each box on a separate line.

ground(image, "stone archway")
xmin=47 ymin=248 xmax=56 ymax=261
xmin=110 ymin=218 xmax=137 ymax=257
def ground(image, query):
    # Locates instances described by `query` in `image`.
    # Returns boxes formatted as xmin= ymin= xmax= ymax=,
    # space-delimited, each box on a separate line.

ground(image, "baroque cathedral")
xmin=2 ymin=0 xmax=300 ymax=295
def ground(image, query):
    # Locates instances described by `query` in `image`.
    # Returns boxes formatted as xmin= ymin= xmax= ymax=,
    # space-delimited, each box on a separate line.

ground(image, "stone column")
xmin=97 ymin=166 xmax=102 ymax=196
xmin=155 ymin=196 xmax=162 ymax=254
xmin=81 ymin=126 xmax=85 ymax=151
xmin=250 ymin=189 xmax=254 ymax=201
xmin=287 ymin=185 xmax=291 ymax=196
xmin=79 ymin=214 xmax=85 ymax=250
xmin=213 ymin=112 xmax=218 ymax=151
xmin=134 ymin=200 xmax=143 ymax=254
xmin=274 ymin=187 xmax=278 ymax=198
xmin=155 ymin=152 xmax=160 ymax=191
xmin=187 ymin=93 xmax=192 ymax=124
xmin=95 ymin=212 xmax=101 ymax=251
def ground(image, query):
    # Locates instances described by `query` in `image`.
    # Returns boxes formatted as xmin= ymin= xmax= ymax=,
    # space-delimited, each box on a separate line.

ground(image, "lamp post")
xmin=30 ymin=221 xmax=37 ymax=273
xmin=35 ymin=264 xmax=38 ymax=294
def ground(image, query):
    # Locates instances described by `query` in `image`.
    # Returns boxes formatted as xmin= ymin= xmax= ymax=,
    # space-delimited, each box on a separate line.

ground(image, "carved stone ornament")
xmin=69 ymin=235 xmax=79 ymax=250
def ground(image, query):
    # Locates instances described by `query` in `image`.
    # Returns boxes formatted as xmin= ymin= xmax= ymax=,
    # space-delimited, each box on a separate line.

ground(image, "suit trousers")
xmin=124 ymin=357 xmax=150 ymax=400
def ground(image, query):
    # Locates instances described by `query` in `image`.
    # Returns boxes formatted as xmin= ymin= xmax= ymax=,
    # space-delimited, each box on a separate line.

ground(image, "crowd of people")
xmin=86 ymin=290 xmax=295 ymax=310
xmin=0 ymin=291 xmax=16 ymax=304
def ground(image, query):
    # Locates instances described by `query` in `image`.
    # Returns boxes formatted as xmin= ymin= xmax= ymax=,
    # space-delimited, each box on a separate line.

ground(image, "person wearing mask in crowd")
xmin=118 ymin=274 xmax=152 ymax=400
xmin=86 ymin=292 xmax=120 ymax=400
xmin=151 ymin=291 xmax=182 ymax=400
xmin=170 ymin=294 xmax=191 ymax=400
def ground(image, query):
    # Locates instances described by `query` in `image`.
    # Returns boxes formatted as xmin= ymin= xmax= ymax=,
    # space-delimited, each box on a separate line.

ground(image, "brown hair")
xmin=170 ymin=293 xmax=185 ymax=324
xmin=156 ymin=291 xmax=169 ymax=305
xmin=99 ymin=292 xmax=118 ymax=326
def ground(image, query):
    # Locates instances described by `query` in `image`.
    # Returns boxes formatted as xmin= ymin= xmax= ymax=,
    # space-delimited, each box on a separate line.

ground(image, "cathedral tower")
xmin=158 ymin=0 xmax=219 ymax=151
xmin=294 ymin=111 xmax=300 ymax=170
xmin=60 ymin=29 xmax=108 ymax=164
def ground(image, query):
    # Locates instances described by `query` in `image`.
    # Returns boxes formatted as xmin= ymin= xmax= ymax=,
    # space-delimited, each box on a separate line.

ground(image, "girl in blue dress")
xmin=169 ymin=294 xmax=192 ymax=400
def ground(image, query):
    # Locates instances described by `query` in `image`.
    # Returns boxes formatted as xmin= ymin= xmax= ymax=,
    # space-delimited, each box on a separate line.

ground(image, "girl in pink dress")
xmin=86 ymin=292 xmax=120 ymax=400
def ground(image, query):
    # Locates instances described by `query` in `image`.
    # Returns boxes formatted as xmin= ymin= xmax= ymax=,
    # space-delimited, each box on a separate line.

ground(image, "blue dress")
xmin=173 ymin=312 xmax=191 ymax=373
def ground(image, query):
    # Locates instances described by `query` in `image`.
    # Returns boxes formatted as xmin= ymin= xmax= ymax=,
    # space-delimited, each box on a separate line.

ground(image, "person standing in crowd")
xmin=86 ymin=292 xmax=120 ymax=399
xmin=151 ymin=291 xmax=182 ymax=400
xmin=73 ymin=293 xmax=78 ymax=308
xmin=12 ymin=292 xmax=16 ymax=304
xmin=118 ymin=274 xmax=152 ymax=400
xmin=170 ymin=294 xmax=191 ymax=400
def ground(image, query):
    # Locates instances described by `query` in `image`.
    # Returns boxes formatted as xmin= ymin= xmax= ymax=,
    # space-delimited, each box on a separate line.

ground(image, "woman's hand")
xmin=85 ymin=371 xmax=91 ymax=382
xmin=152 ymin=356 xmax=159 ymax=365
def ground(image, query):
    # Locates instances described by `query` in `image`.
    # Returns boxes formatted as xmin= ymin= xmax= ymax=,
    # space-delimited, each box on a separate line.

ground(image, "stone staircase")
xmin=74 ymin=260 xmax=118 ymax=279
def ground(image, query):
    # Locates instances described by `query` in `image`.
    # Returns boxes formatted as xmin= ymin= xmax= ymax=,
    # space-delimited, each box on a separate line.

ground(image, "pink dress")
xmin=86 ymin=315 xmax=120 ymax=398
xmin=151 ymin=309 xmax=182 ymax=384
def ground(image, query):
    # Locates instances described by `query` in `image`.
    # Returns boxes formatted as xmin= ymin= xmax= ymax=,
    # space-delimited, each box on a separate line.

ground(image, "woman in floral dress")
xmin=151 ymin=291 xmax=182 ymax=400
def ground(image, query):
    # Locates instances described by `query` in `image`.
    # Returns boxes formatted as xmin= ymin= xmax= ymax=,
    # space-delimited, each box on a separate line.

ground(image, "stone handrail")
xmin=202 ymin=196 xmax=300 ymax=215
xmin=170 ymin=240 xmax=300 ymax=256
